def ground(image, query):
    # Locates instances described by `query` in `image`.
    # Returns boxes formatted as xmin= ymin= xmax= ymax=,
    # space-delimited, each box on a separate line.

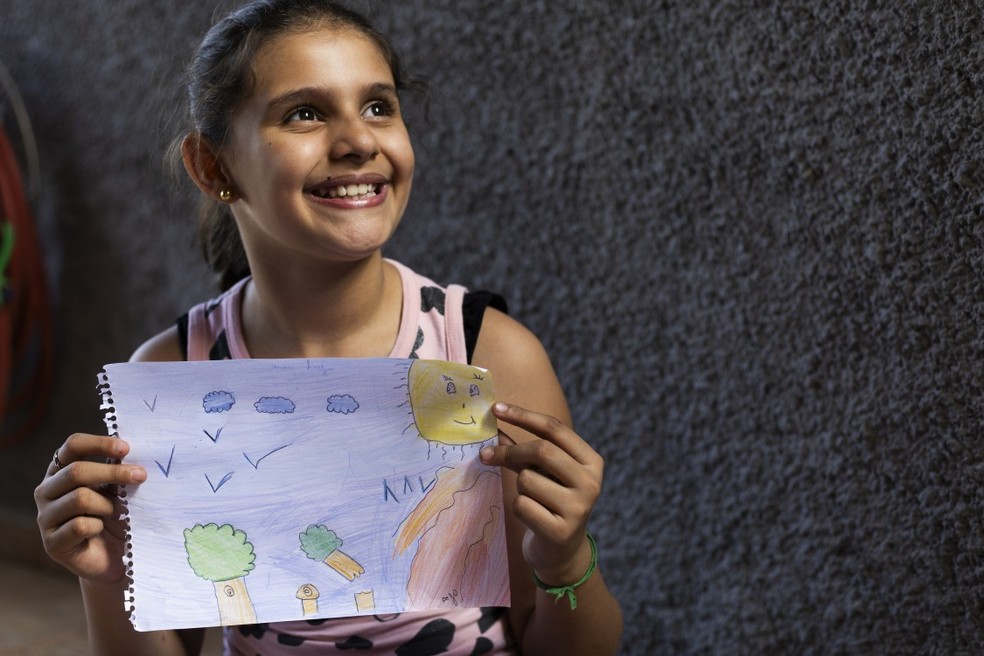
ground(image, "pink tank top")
xmin=180 ymin=260 xmax=517 ymax=655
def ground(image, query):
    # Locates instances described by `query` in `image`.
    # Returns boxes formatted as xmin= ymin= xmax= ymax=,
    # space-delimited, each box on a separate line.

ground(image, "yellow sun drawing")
xmin=407 ymin=360 xmax=497 ymax=447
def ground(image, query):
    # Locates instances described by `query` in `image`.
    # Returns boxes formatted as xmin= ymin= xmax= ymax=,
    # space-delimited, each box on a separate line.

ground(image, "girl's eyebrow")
xmin=267 ymin=82 xmax=398 ymax=109
xmin=365 ymin=82 xmax=399 ymax=98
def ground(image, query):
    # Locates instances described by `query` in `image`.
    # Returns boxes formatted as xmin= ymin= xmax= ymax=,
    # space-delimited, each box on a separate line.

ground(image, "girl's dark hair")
xmin=176 ymin=0 xmax=421 ymax=290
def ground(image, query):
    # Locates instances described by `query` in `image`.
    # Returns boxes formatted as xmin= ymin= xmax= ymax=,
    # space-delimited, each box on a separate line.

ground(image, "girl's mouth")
xmin=312 ymin=183 xmax=382 ymax=200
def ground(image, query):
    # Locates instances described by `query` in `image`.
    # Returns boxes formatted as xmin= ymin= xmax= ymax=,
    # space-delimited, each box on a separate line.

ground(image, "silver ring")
xmin=52 ymin=450 xmax=64 ymax=471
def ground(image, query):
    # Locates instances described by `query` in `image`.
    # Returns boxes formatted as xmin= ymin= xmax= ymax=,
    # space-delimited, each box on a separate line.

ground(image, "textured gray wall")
xmin=2 ymin=1 xmax=983 ymax=653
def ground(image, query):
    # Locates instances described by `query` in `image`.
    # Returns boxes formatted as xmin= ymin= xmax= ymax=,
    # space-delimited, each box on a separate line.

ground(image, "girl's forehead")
xmin=247 ymin=27 xmax=392 ymax=94
xmin=254 ymin=26 xmax=385 ymax=72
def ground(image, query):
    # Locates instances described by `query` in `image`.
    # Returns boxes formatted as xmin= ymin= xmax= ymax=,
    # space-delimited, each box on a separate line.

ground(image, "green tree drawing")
xmin=299 ymin=524 xmax=365 ymax=581
xmin=184 ymin=522 xmax=257 ymax=625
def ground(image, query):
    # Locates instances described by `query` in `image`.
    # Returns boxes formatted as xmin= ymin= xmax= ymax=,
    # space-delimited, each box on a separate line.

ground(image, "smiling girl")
xmin=34 ymin=1 xmax=623 ymax=654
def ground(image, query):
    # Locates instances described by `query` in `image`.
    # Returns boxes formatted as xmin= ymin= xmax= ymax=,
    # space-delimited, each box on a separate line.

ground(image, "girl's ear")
xmin=181 ymin=133 xmax=236 ymax=202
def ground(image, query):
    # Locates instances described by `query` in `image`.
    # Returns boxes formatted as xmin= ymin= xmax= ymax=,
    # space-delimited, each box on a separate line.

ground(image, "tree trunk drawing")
xmin=212 ymin=577 xmax=256 ymax=625
xmin=322 ymin=549 xmax=365 ymax=581
xmin=184 ymin=522 xmax=257 ymax=625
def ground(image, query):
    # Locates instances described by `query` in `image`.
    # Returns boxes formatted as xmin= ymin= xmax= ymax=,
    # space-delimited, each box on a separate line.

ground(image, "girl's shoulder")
xmin=129 ymin=325 xmax=185 ymax=363
xmin=471 ymin=307 xmax=568 ymax=416
xmin=473 ymin=307 xmax=550 ymax=367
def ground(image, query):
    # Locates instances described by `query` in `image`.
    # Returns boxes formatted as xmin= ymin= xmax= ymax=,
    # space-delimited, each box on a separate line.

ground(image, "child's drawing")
xmin=102 ymin=358 xmax=509 ymax=632
xmin=243 ymin=443 xmax=292 ymax=469
xmin=326 ymin=393 xmax=359 ymax=414
xmin=395 ymin=361 xmax=509 ymax=606
xmin=204 ymin=471 xmax=234 ymax=493
xmin=396 ymin=465 xmax=509 ymax=608
xmin=354 ymin=590 xmax=376 ymax=612
xmin=203 ymin=390 xmax=235 ymax=413
xmin=299 ymin=524 xmax=366 ymax=581
xmin=295 ymin=584 xmax=319 ymax=615
xmin=404 ymin=362 xmax=497 ymax=459
xmin=202 ymin=427 xmax=223 ymax=443
xmin=254 ymin=396 xmax=295 ymax=414
xmin=183 ymin=523 xmax=257 ymax=625
xmin=155 ymin=445 xmax=175 ymax=478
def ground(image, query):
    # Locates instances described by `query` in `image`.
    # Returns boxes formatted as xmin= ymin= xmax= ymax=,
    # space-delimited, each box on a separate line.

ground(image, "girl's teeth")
xmin=324 ymin=184 xmax=377 ymax=199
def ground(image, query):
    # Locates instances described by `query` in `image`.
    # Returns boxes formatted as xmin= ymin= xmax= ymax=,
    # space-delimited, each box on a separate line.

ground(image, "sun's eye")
xmin=446 ymin=382 xmax=457 ymax=395
xmin=286 ymin=106 xmax=319 ymax=122
xmin=469 ymin=384 xmax=480 ymax=397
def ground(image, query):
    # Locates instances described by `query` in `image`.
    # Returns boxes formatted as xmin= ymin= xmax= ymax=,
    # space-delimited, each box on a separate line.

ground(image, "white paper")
xmin=98 ymin=357 xmax=510 ymax=631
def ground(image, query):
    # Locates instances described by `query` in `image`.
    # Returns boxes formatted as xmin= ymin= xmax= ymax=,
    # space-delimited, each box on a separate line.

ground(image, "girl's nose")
xmin=329 ymin=116 xmax=379 ymax=163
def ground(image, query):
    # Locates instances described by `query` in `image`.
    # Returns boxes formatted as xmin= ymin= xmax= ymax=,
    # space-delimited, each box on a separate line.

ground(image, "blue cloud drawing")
xmin=326 ymin=394 xmax=360 ymax=415
xmin=203 ymin=390 xmax=235 ymax=413
xmin=254 ymin=396 xmax=296 ymax=414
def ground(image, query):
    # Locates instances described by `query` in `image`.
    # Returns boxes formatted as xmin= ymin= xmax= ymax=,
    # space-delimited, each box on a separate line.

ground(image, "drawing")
xmin=204 ymin=471 xmax=234 ymax=493
xmin=254 ymin=396 xmax=295 ymax=414
xmin=243 ymin=443 xmax=292 ymax=469
xmin=394 ymin=465 xmax=509 ymax=608
xmin=326 ymin=394 xmax=360 ymax=414
xmin=405 ymin=361 xmax=497 ymax=459
xmin=155 ymin=445 xmax=175 ymax=477
xmin=355 ymin=590 xmax=376 ymax=612
xmin=203 ymin=390 xmax=235 ymax=413
xmin=296 ymin=584 xmax=320 ymax=616
xmin=104 ymin=357 xmax=509 ymax=631
xmin=299 ymin=524 xmax=366 ymax=581
xmin=203 ymin=427 xmax=223 ymax=443
xmin=183 ymin=523 xmax=257 ymax=625
xmin=389 ymin=360 xmax=508 ymax=606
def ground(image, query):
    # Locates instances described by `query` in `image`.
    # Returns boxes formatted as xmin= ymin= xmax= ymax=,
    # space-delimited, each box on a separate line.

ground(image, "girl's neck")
xmin=239 ymin=253 xmax=403 ymax=359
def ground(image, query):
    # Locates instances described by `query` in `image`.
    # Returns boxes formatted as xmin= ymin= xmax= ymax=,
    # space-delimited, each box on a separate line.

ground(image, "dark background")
xmin=2 ymin=1 xmax=983 ymax=653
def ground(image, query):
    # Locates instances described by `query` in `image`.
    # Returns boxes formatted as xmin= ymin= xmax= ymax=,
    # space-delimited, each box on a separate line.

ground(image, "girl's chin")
xmin=316 ymin=233 xmax=400 ymax=262
xmin=247 ymin=213 xmax=402 ymax=265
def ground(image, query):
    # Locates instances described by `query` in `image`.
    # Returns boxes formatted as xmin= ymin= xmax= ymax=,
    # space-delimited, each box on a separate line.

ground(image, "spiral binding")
xmin=97 ymin=368 xmax=137 ymax=624
xmin=96 ymin=370 xmax=118 ymax=435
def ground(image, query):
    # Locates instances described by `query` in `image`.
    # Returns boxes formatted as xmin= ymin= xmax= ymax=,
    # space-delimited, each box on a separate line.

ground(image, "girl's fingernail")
xmin=130 ymin=468 xmax=147 ymax=483
xmin=480 ymin=447 xmax=494 ymax=462
xmin=113 ymin=441 xmax=126 ymax=455
xmin=493 ymin=402 xmax=509 ymax=413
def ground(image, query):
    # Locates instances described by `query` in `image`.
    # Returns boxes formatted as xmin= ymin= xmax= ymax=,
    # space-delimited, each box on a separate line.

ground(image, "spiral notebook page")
xmin=98 ymin=357 xmax=510 ymax=631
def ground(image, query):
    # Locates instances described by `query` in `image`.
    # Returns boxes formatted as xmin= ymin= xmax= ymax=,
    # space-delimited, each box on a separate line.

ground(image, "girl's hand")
xmin=34 ymin=433 xmax=147 ymax=583
xmin=480 ymin=402 xmax=604 ymax=585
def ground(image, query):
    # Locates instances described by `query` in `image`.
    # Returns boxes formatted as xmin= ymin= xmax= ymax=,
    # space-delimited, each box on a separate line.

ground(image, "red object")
xmin=0 ymin=125 xmax=53 ymax=446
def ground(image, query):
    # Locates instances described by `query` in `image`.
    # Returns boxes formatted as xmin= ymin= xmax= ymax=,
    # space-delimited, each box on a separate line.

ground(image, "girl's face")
xmin=220 ymin=27 xmax=414 ymax=267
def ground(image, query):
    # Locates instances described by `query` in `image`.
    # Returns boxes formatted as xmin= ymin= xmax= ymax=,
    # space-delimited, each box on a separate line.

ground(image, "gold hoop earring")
xmin=219 ymin=189 xmax=233 ymax=202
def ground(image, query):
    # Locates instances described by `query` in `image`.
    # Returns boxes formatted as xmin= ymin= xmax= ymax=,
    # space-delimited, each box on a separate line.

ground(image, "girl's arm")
xmin=35 ymin=327 xmax=205 ymax=656
xmin=472 ymin=309 xmax=623 ymax=655
xmin=81 ymin=576 xmax=205 ymax=656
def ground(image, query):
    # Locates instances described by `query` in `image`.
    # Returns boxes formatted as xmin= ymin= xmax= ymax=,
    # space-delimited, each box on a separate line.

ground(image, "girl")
xmin=33 ymin=1 xmax=623 ymax=653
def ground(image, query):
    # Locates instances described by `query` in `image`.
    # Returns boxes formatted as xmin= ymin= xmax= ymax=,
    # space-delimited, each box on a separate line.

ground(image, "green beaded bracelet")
xmin=532 ymin=533 xmax=598 ymax=610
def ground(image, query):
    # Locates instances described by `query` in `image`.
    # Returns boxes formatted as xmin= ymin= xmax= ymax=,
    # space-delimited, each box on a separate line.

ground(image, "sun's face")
xmin=407 ymin=361 xmax=497 ymax=446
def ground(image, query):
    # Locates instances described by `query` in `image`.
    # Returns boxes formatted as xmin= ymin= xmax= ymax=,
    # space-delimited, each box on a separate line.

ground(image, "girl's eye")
xmin=469 ymin=384 xmax=480 ymax=397
xmin=362 ymin=101 xmax=394 ymax=119
xmin=286 ymin=107 xmax=319 ymax=122
xmin=446 ymin=382 xmax=457 ymax=395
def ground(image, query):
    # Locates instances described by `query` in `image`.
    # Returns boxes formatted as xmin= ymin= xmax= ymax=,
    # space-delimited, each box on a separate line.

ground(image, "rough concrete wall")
xmin=2 ymin=1 xmax=983 ymax=653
